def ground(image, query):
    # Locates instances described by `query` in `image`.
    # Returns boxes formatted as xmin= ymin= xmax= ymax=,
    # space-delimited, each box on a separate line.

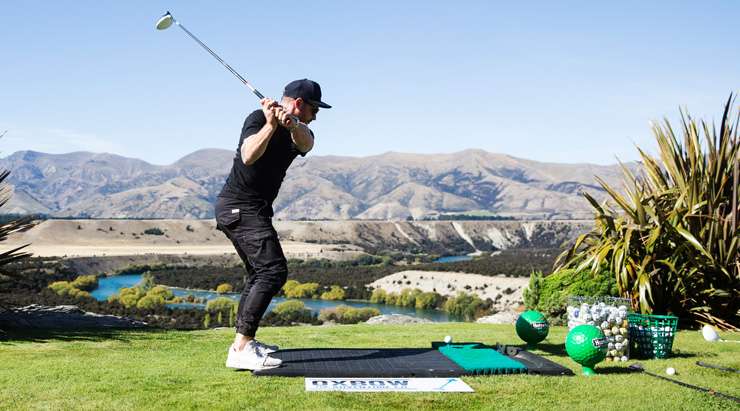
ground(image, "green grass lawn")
xmin=1 ymin=324 xmax=738 ymax=410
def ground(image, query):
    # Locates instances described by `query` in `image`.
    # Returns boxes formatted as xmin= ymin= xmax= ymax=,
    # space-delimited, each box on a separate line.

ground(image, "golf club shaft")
xmin=161 ymin=12 xmax=300 ymax=125
xmin=696 ymin=361 xmax=740 ymax=373
xmin=173 ymin=20 xmax=265 ymax=100
xmin=642 ymin=369 xmax=740 ymax=403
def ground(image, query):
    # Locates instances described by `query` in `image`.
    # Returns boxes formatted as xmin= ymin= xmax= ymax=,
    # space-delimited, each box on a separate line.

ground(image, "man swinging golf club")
xmin=216 ymin=79 xmax=331 ymax=370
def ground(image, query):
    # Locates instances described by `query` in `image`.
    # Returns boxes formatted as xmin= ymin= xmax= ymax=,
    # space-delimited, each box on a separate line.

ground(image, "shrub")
xmin=524 ymin=269 xmax=618 ymax=324
xmin=443 ymin=292 xmax=485 ymax=320
xmin=70 ymin=275 xmax=98 ymax=291
xmin=136 ymin=294 xmax=166 ymax=310
xmin=415 ymin=292 xmax=441 ymax=310
xmin=118 ymin=286 xmax=146 ymax=308
xmin=271 ymin=300 xmax=314 ymax=323
xmin=206 ymin=297 xmax=237 ymax=314
xmin=398 ymin=288 xmax=423 ymax=307
xmin=284 ymin=282 xmax=320 ymax=299
xmin=147 ymin=285 xmax=174 ymax=301
xmin=140 ymin=272 xmax=155 ymax=291
xmin=48 ymin=281 xmax=73 ymax=296
xmin=318 ymin=305 xmax=380 ymax=324
xmin=282 ymin=279 xmax=300 ymax=296
xmin=320 ymin=285 xmax=345 ymax=301
xmin=369 ymin=288 xmax=387 ymax=304
xmin=385 ymin=292 xmax=400 ymax=306
xmin=216 ymin=283 xmax=234 ymax=293
xmin=144 ymin=227 xmax=165 ymax=235
xmin=556 ymin=97 xmax=740 ymax=329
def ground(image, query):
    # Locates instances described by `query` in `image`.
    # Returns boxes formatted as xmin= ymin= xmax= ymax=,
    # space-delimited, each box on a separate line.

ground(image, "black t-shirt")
xmin=218 ymin=109 xmax=309 ymax=217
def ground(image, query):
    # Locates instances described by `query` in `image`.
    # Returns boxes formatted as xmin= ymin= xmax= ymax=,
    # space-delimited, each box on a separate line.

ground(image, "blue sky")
xmin=1 ymin=1 xmax=738 ymax=165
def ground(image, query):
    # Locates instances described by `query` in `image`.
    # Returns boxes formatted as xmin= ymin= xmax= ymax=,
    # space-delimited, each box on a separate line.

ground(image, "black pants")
xmin=215 ymin=198 xmax=288 ymax=337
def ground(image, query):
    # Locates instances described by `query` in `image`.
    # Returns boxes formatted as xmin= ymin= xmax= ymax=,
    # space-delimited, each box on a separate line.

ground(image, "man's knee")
xmin=267 ymin=270 xmax=287 ymax=294
xmin=254 ymin=268 xmax=287 ymax=294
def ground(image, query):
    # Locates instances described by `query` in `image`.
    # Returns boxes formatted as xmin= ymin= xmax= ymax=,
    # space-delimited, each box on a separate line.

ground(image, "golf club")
xmin=155 ymin=11 xmax=265 ymax=100
xmin=628 ymin=363 xmax=740 ymax=403
xmin=155 ymin=11 xmax=301 ymax=127
xmin=702 ymin=324 xmax=740 ymax=343
xmin=696 ymin=361 xmax=740 ymax=374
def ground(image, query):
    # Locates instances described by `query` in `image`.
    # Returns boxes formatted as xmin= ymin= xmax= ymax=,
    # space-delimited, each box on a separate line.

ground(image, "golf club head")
xmin=156 ymin=12 xmax=174 ymax=30
xmin=702 ymin=324 xmax=721 ymax=342
xmin=628 ymin=363 xmax=645 ymax=372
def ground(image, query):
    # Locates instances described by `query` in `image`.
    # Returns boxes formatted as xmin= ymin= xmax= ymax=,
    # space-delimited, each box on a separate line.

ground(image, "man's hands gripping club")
xmin=261 ymin=98 xmax=297 ymax=129
xmin=240 ymin=98 xmax=313 ymax=165
xmin=260 ymin=98 xmax=314 ymax=154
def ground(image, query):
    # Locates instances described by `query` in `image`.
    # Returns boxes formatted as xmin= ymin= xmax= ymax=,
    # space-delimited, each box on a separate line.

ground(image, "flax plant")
xmin=556 ymin=97 xmax=740 ymax=330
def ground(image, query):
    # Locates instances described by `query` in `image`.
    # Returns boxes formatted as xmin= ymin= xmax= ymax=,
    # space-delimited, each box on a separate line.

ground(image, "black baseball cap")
xmin=283 ymin=79 xmax=331 ymax=109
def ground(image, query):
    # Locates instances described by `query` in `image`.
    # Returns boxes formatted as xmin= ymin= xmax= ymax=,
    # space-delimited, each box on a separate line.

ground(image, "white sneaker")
xmin=225 ymin=342 xmax=282 ymax=370
xmin=253 ymin=340 xmax=279 ymax=354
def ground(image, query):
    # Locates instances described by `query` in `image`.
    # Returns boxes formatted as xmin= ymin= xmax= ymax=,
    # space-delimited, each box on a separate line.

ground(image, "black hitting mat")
xmin=498 ymin=345 xmax=574 ymax=376
xmin=252 ymin=348 xmax=465 ymax=377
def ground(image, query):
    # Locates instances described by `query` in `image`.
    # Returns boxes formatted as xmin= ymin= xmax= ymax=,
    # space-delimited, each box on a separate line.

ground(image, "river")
xmin=91 ymin=274 xmax=460 ymax=322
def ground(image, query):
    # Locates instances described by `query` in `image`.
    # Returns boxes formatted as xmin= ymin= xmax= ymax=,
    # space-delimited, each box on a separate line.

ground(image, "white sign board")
xmin=305 ymin=378 xmax=474 ymax=392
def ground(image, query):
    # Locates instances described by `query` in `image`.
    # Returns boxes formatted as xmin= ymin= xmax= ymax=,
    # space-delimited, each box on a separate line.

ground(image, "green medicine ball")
xmin=566 ymin=324 xmax=608 ymax=375
xmin=516 ymin=310 xmax=549 ymax=346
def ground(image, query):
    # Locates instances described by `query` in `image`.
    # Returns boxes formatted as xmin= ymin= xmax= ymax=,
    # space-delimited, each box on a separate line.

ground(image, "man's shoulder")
xmin=241 ymin=109 xmax=266 ymax=136
xmin=244 ymin=109 xmax=265 ymax=124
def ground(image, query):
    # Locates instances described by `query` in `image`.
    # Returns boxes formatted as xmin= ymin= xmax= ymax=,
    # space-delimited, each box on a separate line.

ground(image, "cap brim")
xmin=309 ymin=99 xmax=332 ymax=109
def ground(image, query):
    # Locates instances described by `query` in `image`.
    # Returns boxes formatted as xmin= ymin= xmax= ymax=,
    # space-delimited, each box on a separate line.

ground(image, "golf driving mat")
xmin=252 ymin=343 xmax=573 ymax=377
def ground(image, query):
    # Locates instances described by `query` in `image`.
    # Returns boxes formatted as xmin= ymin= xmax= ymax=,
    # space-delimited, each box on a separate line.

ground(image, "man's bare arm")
xmin=240 ymin=122 xmax=277 ymax=165
xmin=240 ymin=98 xmax=279 ymax=165
xmin=290 ymin=123 xmax=314 ymax=154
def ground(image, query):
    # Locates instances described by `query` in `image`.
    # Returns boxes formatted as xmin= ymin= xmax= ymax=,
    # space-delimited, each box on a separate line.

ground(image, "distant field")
xmin=1 ymin=324 xmax=738 ymax=410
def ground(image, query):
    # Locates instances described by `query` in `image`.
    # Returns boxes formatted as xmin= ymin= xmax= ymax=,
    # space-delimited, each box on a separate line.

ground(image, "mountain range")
xmin=0 ymin=149 xmax=631 ymax=220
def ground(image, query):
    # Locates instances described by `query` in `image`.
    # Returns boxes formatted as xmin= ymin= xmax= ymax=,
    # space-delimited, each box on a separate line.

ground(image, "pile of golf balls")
xmin=567 ymin=301 xmax=630 ymax=361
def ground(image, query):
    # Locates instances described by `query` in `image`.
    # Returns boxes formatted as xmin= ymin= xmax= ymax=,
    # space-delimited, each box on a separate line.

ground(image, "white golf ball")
xmin=444 ymin=335 xmax=452 ymax=344
xmin=615 ymin=343 xmax=623 ymax=350
xmin=666 ymin=367 xmax=676 ymax=376
xmin=620 ymin=356 xmax=628 ymax=362
xmin=615 ymin=334 xmax=624 ymax=342
xmin=702 ymin=324 xmax=721 ymax=342
xmin=608 ymin=342 xmax=615 ymax=350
